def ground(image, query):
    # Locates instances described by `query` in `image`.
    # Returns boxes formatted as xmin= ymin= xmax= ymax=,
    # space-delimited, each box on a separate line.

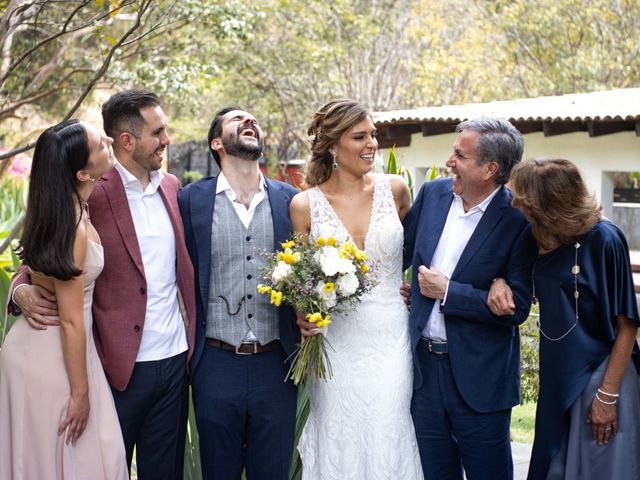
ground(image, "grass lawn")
xmin=511 ymin=402 xmax=536 ymax=444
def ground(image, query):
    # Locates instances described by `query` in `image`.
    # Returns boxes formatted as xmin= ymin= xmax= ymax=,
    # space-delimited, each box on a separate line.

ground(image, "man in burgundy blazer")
xmin=10 ymin=90 xmax=196 ymax=479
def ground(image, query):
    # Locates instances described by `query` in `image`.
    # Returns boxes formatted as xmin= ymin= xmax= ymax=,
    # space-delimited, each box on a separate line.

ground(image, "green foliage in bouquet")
xmin=257 ymin=234 xmax=374 ymax=384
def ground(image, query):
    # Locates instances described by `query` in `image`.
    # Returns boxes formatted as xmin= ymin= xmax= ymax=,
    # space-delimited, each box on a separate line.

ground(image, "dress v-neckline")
xmin=315 ymin=176 xmax=377 ymax=251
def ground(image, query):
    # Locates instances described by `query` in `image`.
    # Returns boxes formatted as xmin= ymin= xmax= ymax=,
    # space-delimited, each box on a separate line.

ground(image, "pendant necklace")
xmin=532 ymin=242 xmax=580 ymax=341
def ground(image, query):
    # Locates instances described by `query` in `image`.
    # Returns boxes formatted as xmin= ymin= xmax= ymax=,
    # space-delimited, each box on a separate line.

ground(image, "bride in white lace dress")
xmin=290 ymin=99 xmax=424 ymax=480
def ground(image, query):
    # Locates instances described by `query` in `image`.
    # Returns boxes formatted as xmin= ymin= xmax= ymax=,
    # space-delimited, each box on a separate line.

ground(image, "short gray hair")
xmin=456 ymin=117 xmax=524 ymax=185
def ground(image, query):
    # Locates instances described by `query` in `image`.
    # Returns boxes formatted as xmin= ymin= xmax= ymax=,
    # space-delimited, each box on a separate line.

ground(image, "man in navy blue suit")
xmin=178 ymin=108 xmax=298 ymax=479
xmin=403 ymin=117 xmax=537 ymax=480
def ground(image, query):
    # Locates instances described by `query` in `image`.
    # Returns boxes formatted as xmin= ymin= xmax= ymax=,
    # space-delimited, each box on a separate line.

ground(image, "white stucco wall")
xmin=381 ymin=130 xmax=640 ymax=217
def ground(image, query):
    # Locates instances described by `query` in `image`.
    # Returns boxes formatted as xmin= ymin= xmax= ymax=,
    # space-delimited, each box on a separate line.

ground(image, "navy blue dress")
xmin=527 ymin=220 xmax=640 ymax=480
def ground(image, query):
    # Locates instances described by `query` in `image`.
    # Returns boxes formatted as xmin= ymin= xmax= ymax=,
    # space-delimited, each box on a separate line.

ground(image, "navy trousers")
xmin=411 ymin=341 xmax=513 ymax=480
xmin=192 ymin=343 xmax=297 ymax=480
xmin=110 ymin=351 xmax=189 ymax=480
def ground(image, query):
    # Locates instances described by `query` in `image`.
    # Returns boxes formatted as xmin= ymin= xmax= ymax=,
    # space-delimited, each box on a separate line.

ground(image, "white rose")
xmin=336 ymin=272 xmax=359 ymax=296
xmin=336 ymin=257 xmax=356 ymax=275
xmin=272 ymin=261 xmax=293 ymax=283
xmin=316 ymin=246 xmax=342 ymax=276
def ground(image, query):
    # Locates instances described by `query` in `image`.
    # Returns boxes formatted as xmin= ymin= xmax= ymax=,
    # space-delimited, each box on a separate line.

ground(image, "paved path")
xmin=461 ymin=442 xmax=532 ymax=479
xmin=512 ymin=442 xmax=532 ymax=480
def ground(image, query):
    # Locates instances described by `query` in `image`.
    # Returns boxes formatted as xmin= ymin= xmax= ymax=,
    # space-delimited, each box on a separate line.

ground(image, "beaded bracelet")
xmin=595 ymin=392 xmax=618 ymax=405
xmin=597 ymin=387 xmax=619 ymax=398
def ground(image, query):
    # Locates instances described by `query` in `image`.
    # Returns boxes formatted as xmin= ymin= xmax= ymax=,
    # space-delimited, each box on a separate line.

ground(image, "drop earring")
xmin=330 ymin=149 xmax=337 ymax=170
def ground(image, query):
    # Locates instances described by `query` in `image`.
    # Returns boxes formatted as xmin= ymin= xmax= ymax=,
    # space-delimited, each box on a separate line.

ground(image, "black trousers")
xmin=111 ymin=351 xmax=189 ymax=480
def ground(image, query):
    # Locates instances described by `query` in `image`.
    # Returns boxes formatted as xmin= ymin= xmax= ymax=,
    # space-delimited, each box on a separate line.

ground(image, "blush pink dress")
xmin=0 ymin=239 xmax=128 ymax=479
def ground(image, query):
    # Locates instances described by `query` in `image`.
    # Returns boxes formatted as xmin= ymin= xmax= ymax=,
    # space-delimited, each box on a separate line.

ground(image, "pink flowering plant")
xmin=258 ymin=233 xmax=374 ymax=384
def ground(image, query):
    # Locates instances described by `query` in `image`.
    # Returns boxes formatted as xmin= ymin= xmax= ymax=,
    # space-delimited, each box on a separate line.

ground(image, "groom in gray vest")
xmin=178 ymin=108 xmax=299 ymax=479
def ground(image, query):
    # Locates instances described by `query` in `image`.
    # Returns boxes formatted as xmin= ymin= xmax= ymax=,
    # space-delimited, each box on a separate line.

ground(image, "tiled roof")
xmin=373 ymin=88 xmax=640 ymax=125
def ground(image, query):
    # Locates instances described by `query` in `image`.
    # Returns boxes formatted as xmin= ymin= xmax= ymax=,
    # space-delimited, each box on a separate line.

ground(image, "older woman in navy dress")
xmin=492 ymin=158 xmax=639 ymax=479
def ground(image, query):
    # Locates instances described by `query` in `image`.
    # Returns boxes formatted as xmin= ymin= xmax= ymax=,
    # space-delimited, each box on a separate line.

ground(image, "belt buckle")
xmin=235 ymin=342 xmax=258 ymax=355
xmin=428 ymin=339 xmax=446 ymax=355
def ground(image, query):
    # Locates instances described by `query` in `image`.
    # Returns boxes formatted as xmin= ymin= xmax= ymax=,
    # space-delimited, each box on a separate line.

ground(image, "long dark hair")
xmin=17 ymin=120 xmax=89 ymax=280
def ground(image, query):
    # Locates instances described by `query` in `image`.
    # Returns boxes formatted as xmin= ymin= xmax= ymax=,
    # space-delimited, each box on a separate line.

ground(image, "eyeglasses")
xmin=218 ymin=295 xmax=245 ymax=316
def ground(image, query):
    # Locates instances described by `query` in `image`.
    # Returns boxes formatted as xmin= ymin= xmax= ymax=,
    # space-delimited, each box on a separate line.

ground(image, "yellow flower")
xmin=339 ymin=242 xmax=353 ymax=258
xmin=323 ymin=282 xmax=335 ymax=293
xmin=315 ymin=237 xmax=326 ymax=247
xmin=360 ymin=264 xmax=369 ymax=273
xmin=327 ymin=237 xmax=336 ymax=247
xmin=280 ymin=248 xmax=302 ymax=265
xmin=257 ymin=284 xmax=272 ymax=294
xmin=316 ymin=315 xmax=332 ymax=328
xmin=354 ymin=249 xmax=366 ymax=261
xmin=281 ymin=240 xmax=295 ymax=249
xmin=279 ymin=248 xmax=293 ymax=265
xmin=306 ymin=312 xmax=323 ymax=323
xmin=270 ymin=290 xmax=283 ymax=306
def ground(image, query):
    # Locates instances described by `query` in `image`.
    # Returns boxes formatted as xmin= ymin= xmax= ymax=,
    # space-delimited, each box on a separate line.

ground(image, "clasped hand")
xmin=417 ymin=265 xmax=447 ymax=300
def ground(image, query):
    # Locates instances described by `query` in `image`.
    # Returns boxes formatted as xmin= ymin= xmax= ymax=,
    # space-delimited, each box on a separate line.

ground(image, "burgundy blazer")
xmin=9 ymin=169 xmax=196 ymax=392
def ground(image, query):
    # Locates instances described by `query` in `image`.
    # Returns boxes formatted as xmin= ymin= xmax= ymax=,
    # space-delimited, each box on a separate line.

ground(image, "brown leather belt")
xmin=205 ymin=338 xmax=280 ymax=355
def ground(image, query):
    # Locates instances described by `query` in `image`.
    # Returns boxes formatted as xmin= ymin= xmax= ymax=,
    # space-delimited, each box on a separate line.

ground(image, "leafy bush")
xmin=0 ymin=175 xmax=28 ymax=344
xmin=520 ymin=304 xmax=540 ymax=404
xmin=182 ymin=170 xmax=204 ymax=186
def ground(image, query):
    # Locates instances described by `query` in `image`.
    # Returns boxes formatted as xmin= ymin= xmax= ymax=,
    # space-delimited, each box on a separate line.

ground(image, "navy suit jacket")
xmin=403 ymin=178 xmax=537 ymax=413
xmin=178 ymin=175 xmax=299 ymax=374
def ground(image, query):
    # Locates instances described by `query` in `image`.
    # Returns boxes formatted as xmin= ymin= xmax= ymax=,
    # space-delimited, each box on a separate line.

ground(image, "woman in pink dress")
xmin=0 ymin=120 xmax=128 ymax=479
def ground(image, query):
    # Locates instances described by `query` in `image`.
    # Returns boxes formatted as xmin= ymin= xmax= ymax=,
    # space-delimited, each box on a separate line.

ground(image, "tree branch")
xmin=0 ymin=214 xmax=24 ymax=256
xmin=62 ymin=0 xmax=152 ymax=121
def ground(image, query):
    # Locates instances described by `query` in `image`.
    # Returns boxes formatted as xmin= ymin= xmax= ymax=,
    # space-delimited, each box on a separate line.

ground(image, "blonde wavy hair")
xmin=304 ymin=99 xmax=371 ymax=187
xmin=509 ymin=158 xmax=601 ymax=250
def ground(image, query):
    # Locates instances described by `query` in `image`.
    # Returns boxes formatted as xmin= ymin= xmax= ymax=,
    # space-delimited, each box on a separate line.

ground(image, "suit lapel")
xmin=158 ymin=177 xmax=181 ymax=241
xmin=420 ymin=187 xmax=453 ymax=266
xmin=266 ymin=179 xmax=292 ymax=249
xmin=102 ymin=170 xmax=145 ymax=276
xmin=192 ymin=177 xmax=217 ymax=311
xmin=452 ymin=186 xmax=508 ymax=277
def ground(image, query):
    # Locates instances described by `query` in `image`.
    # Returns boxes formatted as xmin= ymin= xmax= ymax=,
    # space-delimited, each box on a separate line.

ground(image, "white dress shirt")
xmin=423 ymin=187 xmax=500 ymax=341
xmin=116 ymin=162 xmax=188 ymax=361
xmin=216 ymin=170 xmax=267 ymax=342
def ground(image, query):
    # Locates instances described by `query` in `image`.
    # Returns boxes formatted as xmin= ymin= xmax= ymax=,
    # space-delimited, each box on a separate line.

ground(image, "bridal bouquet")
xmin=257 ymin=233 xmax=374 ymax=384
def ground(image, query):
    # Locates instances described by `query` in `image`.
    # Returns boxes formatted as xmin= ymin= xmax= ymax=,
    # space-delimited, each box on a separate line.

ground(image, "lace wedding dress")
xmin=298 ymin=174 xmax=423 ymax=480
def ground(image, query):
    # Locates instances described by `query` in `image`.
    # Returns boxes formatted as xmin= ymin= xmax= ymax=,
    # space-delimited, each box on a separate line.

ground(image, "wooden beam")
xmin=542 ymin=121 xmax=587 ymax=137
xmin=512 ymin=120 xmax=543 ymax=134
xmin=377 ymin=135 xmax=411 ymax=149
xmin=588 ymin=120 xmax=634 ymax=137
xmin=387 ymin=124 xmax=421 ymax=137
xmin=421 ymin=122 xmax=457 ymax=136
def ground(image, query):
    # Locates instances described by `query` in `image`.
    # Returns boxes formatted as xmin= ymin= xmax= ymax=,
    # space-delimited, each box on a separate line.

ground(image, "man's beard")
xmin=221 ymin=132 xmax=263 ymax=162
xmin=132 ymin=145 xmax=162 ymax=171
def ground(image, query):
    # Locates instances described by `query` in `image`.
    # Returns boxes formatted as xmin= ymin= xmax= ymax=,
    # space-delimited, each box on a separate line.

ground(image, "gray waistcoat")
xmin=206 ymin=193 xmax=280 ymax=347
